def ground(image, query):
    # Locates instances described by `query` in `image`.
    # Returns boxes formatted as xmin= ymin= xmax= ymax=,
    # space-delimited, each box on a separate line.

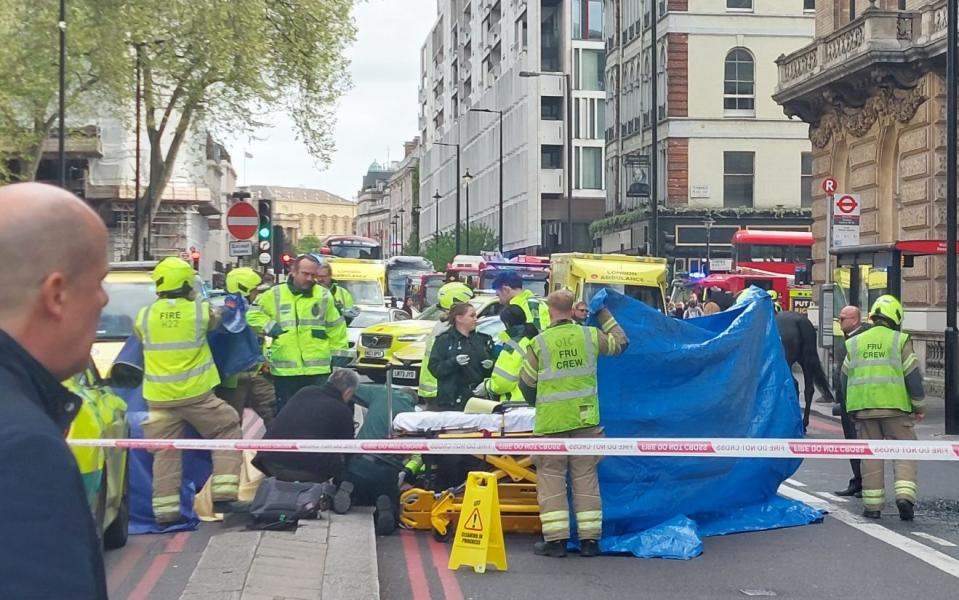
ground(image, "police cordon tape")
xmin=66 ymin=437 xmax=959 ymax=462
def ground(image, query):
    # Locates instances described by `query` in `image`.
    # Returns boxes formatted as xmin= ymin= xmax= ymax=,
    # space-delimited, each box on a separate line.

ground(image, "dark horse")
xmin=775 ymin=311 xmax=833 ymax=430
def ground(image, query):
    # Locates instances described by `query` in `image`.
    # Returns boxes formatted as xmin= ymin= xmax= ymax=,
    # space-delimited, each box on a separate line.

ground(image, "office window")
xmin=542 ymin=96 xmax=563 ymax=120
xmin=580 ymin=49 xmax=605 ymax=91
xmin=581 ymin=147 xmax=603 ymax=189
xmin=804 ymin=0 xmax=815 ymax=11
xmin=572 ymin=0 xmax=603 ymax=40
xmin=801 ymin=152 xmax=813 ymax=208
xmin=724 ymin=48 xmax=755 ymax=114
xmin=542 ymin=145 xmax=563 ymax=169
xmin=724 ymin=152 xmax=754 ymax=208
xmin=541 ymin=0 xmax=561 ymax=72
xmin=727 ymin=0 xmax=752 ymax=10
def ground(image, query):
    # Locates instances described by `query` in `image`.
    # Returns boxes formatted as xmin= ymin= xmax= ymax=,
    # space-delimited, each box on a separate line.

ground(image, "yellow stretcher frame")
xmin=398 ymin=431 xmax=542 ymax=540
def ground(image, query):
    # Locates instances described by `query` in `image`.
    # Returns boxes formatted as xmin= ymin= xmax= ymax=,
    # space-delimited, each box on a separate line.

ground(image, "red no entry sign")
xmin=226 ymin=202 xmax=258 ymax=239
xmin=836 ymin=195 xmax=859 ymax=214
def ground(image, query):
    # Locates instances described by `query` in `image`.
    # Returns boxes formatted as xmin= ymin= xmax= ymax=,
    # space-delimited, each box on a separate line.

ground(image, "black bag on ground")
xmin=249 ymin=477 xmax=330 ymax=530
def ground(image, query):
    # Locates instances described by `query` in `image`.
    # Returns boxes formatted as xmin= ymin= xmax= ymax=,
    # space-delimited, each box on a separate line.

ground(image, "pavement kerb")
xmin=321 ymin=507 xmax=380 ymax=600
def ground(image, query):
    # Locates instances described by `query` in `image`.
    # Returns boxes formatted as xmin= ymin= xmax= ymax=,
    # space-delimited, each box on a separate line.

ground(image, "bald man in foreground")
xmin=0 ymin=183 xmax=109 ymax=598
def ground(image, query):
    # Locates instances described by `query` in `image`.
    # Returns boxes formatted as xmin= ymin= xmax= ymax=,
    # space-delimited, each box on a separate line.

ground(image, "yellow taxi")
xmin=92 ymin=262 xmax=159 ymax=377
xmin=64 ymin=363 xmax=134 ymax=549
xmin=354 ymin=294 xmax=502 ymax=384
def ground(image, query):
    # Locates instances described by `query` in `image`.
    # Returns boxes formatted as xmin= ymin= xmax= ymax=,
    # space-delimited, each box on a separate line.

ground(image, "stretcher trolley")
xmin=391 ymin=408 xmax=542 ymax=541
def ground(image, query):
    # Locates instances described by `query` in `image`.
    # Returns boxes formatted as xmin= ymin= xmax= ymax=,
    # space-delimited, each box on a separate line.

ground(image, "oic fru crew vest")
xmin=530 ymin=323 xmax=600 ymax=435
xmin=137 ymin=297 xmax=220 ymax=402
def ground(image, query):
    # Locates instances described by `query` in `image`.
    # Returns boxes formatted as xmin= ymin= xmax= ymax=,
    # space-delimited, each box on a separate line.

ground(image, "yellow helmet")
xmin=151 ymin=257 xmax=196 ymax=293
xmin=226 ymin=267 xmax=262 ymax=296
xmin=870 ymin=294 xmax=903 ymax=327
xmin=437 ymin=281 xmax=474 ymax=310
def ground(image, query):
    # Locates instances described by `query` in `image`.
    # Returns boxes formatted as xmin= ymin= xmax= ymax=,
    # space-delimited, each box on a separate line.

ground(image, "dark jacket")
xmin=428 ymin=327 xmax=494 ymax=410
xmin=254 ymin=383 xmax=354 ymax=481
xmin=834 ymin=322 xmax=871 ymax=408
xmin=0 ymin=329 xmax=107 ymax=600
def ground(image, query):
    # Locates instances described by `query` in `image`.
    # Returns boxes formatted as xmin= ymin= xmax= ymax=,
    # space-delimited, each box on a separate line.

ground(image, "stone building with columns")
xmin=244 ymin=185 xmax=356 ymax=249
xmin=774 ymin=0 xmax=950 ymax=385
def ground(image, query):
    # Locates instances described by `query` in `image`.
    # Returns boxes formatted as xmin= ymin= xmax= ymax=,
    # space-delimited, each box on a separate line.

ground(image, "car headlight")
xmin=397 ymin=334 xmax=426 ymax=343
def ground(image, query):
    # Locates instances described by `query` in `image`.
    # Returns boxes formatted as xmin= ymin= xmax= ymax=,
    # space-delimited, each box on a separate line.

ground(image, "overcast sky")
xmin=228 ymin=0 xmax=436 ymax=201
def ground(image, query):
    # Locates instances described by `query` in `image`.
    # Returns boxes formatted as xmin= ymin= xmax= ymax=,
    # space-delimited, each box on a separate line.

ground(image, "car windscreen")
xmin=338 ymin=280 xmax=385 ymax=306
xmin=98 ymin=281 xmax=156 ymax=340
xmin=387 ymin=268 xmax=430 ymax=297
xmin=348 ymin=311 xmax=391 ymax=328
xmin=583 ymin=282 xmax=664 ymax=312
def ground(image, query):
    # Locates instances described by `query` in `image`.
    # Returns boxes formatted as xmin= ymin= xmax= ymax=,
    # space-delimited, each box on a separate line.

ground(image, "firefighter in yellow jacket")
xmin=471 ymin=304 xmax=535 ymax=402
xmin=216 ymin=267 xmax=275 ymax=426
xmin=136 ymin=257 xmax=245 ymax=525
xmin=417 ymin=282 xmax=474 ymax=402
xmin=519 ymin=289 xmax=628 ymax=558
xmin=841 ymin=295 xmax=925 ymax=521
xmin=257 ymin=254 xmax=348 ymax=412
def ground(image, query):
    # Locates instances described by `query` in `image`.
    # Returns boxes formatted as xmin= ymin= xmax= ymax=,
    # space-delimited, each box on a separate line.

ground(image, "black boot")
xmin=374 ymin=495 xmax=396 ymax=535
xmin=896 ymin=499 xmax=915 ymax=521
xmin=333 ymin=481 xmax=354 ymax=515
xmin=834 ymin=483 xmax=862 ymax=497
xmin=533 ymin=539 xmax=567 ymax=558
xmin=213 ymin=500 xmax=251 ymax=514
xmin=863 ymin=508 xmax=881 ymax=519
xmin=580 ymin=539 xmax=600 ymax=557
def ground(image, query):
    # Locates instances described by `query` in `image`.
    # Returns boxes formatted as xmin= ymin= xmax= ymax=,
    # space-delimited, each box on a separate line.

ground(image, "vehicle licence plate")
xmin=365 ymin=349 xmax=385 ymax=358
xmin=393 ymin=369 xmax=417 ymax=380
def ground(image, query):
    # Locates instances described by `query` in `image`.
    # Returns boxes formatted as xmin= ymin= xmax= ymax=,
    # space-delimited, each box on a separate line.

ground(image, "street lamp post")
xmin=520 ymin=71 xmax=574 ymax=251
xmin=398 ymin=206 xmax=406 ymax=253
xmin=432 ymin=190 xmax=441 ymax=239
xmin=469 ymin=108 xmax=504 ymax=253
xmin=390 ymin=215 xmax=399 ymax=257
xmin=435 ymin=141 xmax=462 ymax=254
xmin=58 ymin=0 xmax=67 ymax=188
xmin=463 ymin=169 xmax=473 ymax=253
xmin=702 ymin=216 xmax=715 ymax=276
xmin=946 ymin=0 xmax=958 ymax=434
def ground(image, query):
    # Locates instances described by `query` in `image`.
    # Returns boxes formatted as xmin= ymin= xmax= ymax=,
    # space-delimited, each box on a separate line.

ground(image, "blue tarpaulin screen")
xmin=587 ymin=287 xmax=823 ymax=559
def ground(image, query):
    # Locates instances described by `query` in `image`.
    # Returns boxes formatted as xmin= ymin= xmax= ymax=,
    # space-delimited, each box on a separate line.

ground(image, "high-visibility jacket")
xmin=486 ymin=335 xmax=531 ymax=402
xmin=136 ymin=296 xmax=219 ymax=402
xmin=844 ymin=326 xmax=912 ymax=413
xmin=418 ymin=321 xmax=448 ymax=399
xmin=510 ymin=289 xmax=550 ymax=331
xmin=257 ymin=282 xmax=348 ymax=376
xmin=330 ymin=284 xmax=355 ymax=313
xmin=527 ymin=322 xmax=601 ymax=435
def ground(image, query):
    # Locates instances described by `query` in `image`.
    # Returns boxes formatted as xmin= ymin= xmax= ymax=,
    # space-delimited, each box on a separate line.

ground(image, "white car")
xmin=347 ymin=307 xmax=412 ymax=348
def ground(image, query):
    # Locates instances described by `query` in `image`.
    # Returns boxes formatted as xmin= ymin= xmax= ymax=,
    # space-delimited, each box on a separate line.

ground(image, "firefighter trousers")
xmin=143 ymin=392 xmax=242 ymax=524
xmin=534 ymin=426 xmax=604 ymax=542
xmin=217 ymin=371 xmax=276 ymax=427
xmin=855 ymin=414 xmax=918 ymax=510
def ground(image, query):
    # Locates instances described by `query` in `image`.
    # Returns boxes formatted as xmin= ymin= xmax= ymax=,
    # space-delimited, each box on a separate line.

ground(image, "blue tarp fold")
xmin=588 ymin=287 xmax=823 ymax=559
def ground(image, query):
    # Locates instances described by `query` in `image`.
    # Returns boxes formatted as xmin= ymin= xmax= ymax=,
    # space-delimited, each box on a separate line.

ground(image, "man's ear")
xmin=37 ymin=271 xmax=68 ymax=321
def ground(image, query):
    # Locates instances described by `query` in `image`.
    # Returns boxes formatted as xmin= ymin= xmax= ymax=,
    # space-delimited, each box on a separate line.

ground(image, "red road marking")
xmin=106 ymin=537 xmax=149 ymax=594
xmin=428 ymin=538 xmax=465 ymax=600
xmin=125 ymin=531 xmax=192 ymax=600
xmin=400 ymin=530 xmax=432 ymax=600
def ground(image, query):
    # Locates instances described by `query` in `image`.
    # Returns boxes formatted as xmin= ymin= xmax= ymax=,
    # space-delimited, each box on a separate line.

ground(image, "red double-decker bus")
xmin=731 ymin=230 xmax=813 ymax=276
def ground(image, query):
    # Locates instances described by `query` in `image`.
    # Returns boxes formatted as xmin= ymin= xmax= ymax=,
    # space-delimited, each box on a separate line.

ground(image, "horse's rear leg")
xmin=802 ymin=369 xmax=814 ymax=432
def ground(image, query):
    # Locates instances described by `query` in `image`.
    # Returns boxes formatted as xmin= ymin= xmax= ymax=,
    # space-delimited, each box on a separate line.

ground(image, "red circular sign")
xmin=226 ymin=202 xmax=258 ymax=239
xmin=836 ymin=195 xmax=858 ymax=214
xmin=822 ymin=177 xmax=837 ymax=194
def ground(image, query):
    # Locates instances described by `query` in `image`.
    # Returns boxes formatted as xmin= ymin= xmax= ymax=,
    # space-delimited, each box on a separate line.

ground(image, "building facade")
xmin=774 ymin=0 xmax=949 ymax=386
xmin=388 ymin=138 xmax=422 ymax=254
xmin=417 ymin=0 xmax=607 ymax=254
xmin=600 ymin=0 xmax=815 ymax=272
xmin=356 ymin=161 xmax=397 ymax=251
xmin=245 ymin=185 xmax=356 ymax=250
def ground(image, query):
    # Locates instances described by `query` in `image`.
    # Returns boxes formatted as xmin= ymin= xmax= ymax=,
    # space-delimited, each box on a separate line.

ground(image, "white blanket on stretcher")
xmin=392 ymin=407 xmax=536 ymax=434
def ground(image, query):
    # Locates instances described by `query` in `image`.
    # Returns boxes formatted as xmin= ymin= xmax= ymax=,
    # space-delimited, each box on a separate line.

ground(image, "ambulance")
xmin=326 ymin=257 xmax=387 ymax=307
xmin=549 ymin=253 xmax=669 ymax=312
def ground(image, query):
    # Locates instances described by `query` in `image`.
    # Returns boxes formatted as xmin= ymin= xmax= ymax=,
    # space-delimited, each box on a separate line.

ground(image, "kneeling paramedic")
xmin=841 ymin=295 xmax=925 ymax=521
xmin=519 ymin=290 xmax=628 ymax=557
xmin=137 ymin=257 xmax=245 ymax=525
xmin=217 ymin=267 xmax=275 ymax=426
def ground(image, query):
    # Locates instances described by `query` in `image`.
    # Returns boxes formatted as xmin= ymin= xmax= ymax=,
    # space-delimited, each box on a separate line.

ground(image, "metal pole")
xmin=455 ymin=144 xmax=462 ymax=255
xmin=565 ymin=72 xmax=574 ymax=252
xmin=57 ymin=0 xmax=66 ymax=188
xmin=433 ymin=191 xmax=440 ymax=238
xmin=465 ymin=180 xmax=470 ymax=252
xmin=133 ymin=45 xmax=142 ymax=260
xmin=498 ymin=110 xmax=504 ymax=253
xmin=945 ymin=0 xmax=958 ymax=434
xmin=650 ymin=0 xmax=659 ymax=256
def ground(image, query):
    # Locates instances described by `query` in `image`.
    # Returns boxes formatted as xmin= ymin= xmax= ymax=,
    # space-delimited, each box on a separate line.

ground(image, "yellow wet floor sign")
xmin=448 ymin=471 xmax=507 ymax=573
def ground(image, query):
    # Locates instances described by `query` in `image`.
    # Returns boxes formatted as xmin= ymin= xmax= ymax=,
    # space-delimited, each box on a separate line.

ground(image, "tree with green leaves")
xmin=421 ymin=223 xmax=498 ymax=272
xmin=0 ymin=0 xmax=128 ymax=182
xmin=295 ymin=234 xmax=322 ymax=255
xmin=123 ymin=0 xmax=356 ymax=257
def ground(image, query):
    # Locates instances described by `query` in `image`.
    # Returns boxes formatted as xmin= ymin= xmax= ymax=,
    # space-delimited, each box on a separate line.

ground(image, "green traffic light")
xmin=259 ymin=227 xmax=271 ymax=239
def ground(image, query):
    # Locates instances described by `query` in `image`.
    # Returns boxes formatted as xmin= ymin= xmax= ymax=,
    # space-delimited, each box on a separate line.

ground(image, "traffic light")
xmin=281 ymin=252 xmax=294 ymax=274
xmin=190 ymin=249 xmax=200 ymax=270
xmin=257 ymin=199 xmax=273 ymax=268
xmin=661 ymin=230 xmax=676 ymax=256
